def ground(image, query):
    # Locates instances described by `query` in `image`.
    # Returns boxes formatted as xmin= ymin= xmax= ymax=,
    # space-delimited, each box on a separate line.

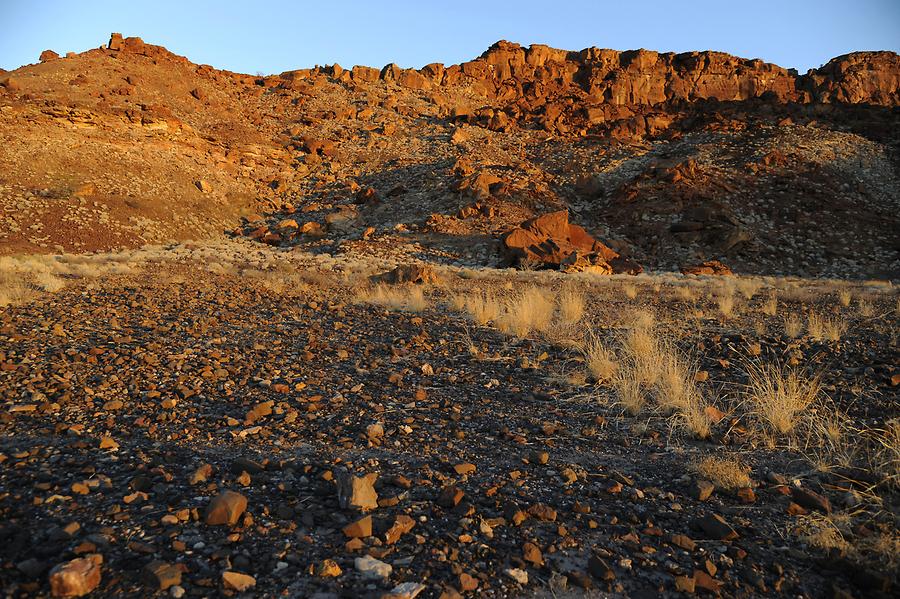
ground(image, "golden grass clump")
xmin=735 ymin=278 xmax=764 ymax=300
xmin=807 ymin=312 xmax=847 ymax=342
xmin=496 ymin=286 xmax=555 ymax=338
xmin=692 ymin=455 xmax=752 ymax=490
xmin=674 ymin=285 xmax=697 ymax=303
xmin=761 ymin=291 xmax=778 ymax=316
xmin=622 ymin=283 xmax=638 ymax=300
xmin=784 ymin=313 xmax=803 ymax=338
xmin=558 ymin=285 xmax=585 ymax=325
xmin=453 ymin=290 xmax=502 ymax=325
xmin=356 ymin=284 xmax=428 ymax=312
xmin=744 ymin=362 xmax=821 ymax=436
xmin=582 ymin=334 xmax=618 ymax=382
xmin=856 ymin=298 xmax=874 ymax=317
xmin=838 ymin=289 xmax=852 ymax=307
xmin=0 ymin=271 xmax=35 ymax=307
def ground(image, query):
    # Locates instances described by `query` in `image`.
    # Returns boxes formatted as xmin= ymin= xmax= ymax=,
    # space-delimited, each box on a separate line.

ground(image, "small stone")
xmin=190 ymin=463 xmax=213 ymax=485
xmin=336 ymin=469 xmax=379 ymax=511
xmin=694 ymin=513 xmax=738 ymax=541
xmin=169 ymin=585 xmax=185 ymax=598
xmin=355 ymin=555 xmax=392 ymax=579
xmin=736 ymin=487 xmax=756 ymax=503
xmin=504 ymin=568 xmax=528 ymax=584
xmin=527 ymin=503 xmax=556 ymax=521
xmin=522 ymin=542 xmax=543 ymax=566
xmin=142 ymin=560 xmax=181 ymax=591
xmin=384 ymin=515 xmax=415 ymax=544
xmin=790 ymin=486 xmax=831 ymax=514
xmin=312 ymin=558 xmax=342 ymax=577
xmin=695 ymin=479 xmax=715 ymax=501
xmin=453 ymin=463 xmax=476 ymax=475
xmin=221 ymin=571 xmax=255 ymax=591
xmin=204 ymin=491 xmax=247 ymax=526
xmin=674 ymin=574 xmax=696 ymax=593
xmin=343 ymin=515 xmax=372 ymax=538
xmin=49 ymin=555 xmax=102 ymax=597
xmin=98 ymin=436 xmax=118 ymax=450
xmin=386 ymin=582 xmax=426 ymax=599
xmin=670 ymin=534 xmax=697 ymax=552
xmin=588 ymin=555 xmax=615 ymax=581
xmin=458 ymin=572 xmax=479 ymax=592
xmin=693 ymin=569 xmax=722 ymax=592
xmin=529 ymin=450 xmax=549 ymax=464
xmin=437 ymin=485 xmax=464 ymax=508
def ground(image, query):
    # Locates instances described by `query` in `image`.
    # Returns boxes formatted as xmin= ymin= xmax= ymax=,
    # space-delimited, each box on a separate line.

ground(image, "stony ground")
xmin=1 ymin=243 xmax=897 ymax=598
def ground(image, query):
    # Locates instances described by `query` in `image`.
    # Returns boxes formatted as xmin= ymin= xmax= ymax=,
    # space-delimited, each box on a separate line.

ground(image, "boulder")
xmin=49 ymin=555 xmax=102 ymax=597
xmin=371 ymin=264 xmax=440 ymax=285
xmin=204 ymin=490 xmax=247 ymax=526
xmin=40 ymin=50 xmax=60 ymax=62
xmin=502 ymin=210 xmax=639 ymax=275
xmin=681 ymin=260 xmax=734 ymax=276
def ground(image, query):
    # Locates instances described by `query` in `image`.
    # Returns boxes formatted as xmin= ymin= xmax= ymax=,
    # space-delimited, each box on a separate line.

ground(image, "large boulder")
xmin=502 ymin=210 xmax=640 ymax=274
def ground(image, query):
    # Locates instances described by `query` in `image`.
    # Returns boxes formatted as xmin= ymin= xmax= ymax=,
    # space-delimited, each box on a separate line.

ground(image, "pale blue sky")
xmin=1 ymin=0 xmax=898 ymax=74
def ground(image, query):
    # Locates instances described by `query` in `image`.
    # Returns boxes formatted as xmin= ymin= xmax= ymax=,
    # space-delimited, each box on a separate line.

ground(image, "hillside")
xmin=1 ymin=34 xmax=898 ymax=278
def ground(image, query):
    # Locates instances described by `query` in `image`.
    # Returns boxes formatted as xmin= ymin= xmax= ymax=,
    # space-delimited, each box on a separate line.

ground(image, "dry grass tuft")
xmin=838 ymin=289 xmax=852 ymax=307
xmin=558 ymin=285 xmax=585 ymax=325
xmin=496 ymin=286 xmax=556 ymax=338
xmin=761 ymin=291 xmax=778 ymax=316
xmin=784 ymin=313 xmax=803 ymax=338
xmin=452 ymin=290 xmax=502 ymax=325
xmin=744 ymin=362 xmax=821 ymax=436
xmin=735 ymin=278 xmax=764 ymax=300
xmin=356 ymin=284 xmax=428 ymax=312
xmin=807 ymin=312 xmax=847 ymax=342
xmin=582 ymin=334 xmax=618 ymax=382
xmin=856 ymin=298 xmax=875 ymax=317
xmin=622 ymin=283 xmax=638 ymax=300
xmin=692 ymin=455 xmax=752 ymax=490
xmin=0 ymin=271 xmax=36 ymax=307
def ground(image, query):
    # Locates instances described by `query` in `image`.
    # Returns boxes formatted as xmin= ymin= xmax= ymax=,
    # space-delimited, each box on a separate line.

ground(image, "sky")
xmin=1 ymin=0 xmax=898 ymax=74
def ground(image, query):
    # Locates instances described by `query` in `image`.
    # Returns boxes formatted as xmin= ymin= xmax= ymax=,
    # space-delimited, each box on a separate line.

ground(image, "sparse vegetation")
xmin=692 ymin=455 xmax=752 ymax=490
xmin=744 ymin=362 xmax=821 ymax=437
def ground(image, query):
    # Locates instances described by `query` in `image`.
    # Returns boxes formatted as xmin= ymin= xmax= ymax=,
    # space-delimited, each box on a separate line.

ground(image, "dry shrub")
xmin=807 ymin=312 xmax=847 ymax=341
xmin=784 ymin=314 xmax=803 ymax=338
xmin=0 ymin=271 xmax=35 ymax=307
xmin=717 ymin=293 xmax=736 ymax=318
xmin=735 ymin=278 xmax=764 ymax=300
xmin=356 ymin=284 xmax=428 ymax=312
xmin=558 ymin=285 xmax=585 ymax=325
xmin=761 ymin=291 xmax=778 ymax=316
xmin=582 ymin=333 xmax=617 ymax=382
xmin=674 ymin=285 xmax=697 ymax=302
xmin=452 ymin=290 xmax=502 ymax=325
xmin=496 ymin=286 xmax=555 ymax=338
xmin=744 ymin=362 xmax=821 ymax=437
xmin=616 ymin=326 xmax=715 ymax=438
xmin=692 ymin=455 xmax=752 ymax=490
xmin=856 ymin=298 xmax=874 ymax=317
xmin=628 ymin=309 xmax=655 ymax=330
xmin=612 ymin=374 xmax=645 ymax=415
xmin=838 ymin=289 xmax=852 ymax=307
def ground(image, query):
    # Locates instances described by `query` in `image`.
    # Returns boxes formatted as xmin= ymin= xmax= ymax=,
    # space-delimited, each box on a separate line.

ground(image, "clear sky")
xmin=1 ymin=0 xmax=898 ymax=74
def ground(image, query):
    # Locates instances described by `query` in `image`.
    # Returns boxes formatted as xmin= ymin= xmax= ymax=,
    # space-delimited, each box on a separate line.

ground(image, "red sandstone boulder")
xmin=680 ymin=260 xmax=733 ymax=276
xmin=502 ymin=210 xmax=640 ymax=274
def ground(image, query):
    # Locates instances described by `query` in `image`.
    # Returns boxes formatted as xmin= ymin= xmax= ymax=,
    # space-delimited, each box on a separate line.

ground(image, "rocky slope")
xmin=1 ymin=34 xmax=898 ymax=277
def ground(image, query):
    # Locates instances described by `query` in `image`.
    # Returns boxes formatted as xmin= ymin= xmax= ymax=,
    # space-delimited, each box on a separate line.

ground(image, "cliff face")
xmin=317 ymin=40 xmax=899 ymax=108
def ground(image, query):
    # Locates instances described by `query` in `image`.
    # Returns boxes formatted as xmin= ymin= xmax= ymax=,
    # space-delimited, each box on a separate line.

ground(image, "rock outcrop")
xmin=503 ymin=210 xmax=641 ymax=274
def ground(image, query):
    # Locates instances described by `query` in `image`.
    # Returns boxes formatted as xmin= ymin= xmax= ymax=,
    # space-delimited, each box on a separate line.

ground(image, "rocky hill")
xmin=1 ymin=34 xmax=898 ymax=278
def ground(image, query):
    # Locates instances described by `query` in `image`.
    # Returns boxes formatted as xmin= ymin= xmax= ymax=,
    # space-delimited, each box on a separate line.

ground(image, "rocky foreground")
xmin=0 ymin=245 xmax=897 ymax=598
